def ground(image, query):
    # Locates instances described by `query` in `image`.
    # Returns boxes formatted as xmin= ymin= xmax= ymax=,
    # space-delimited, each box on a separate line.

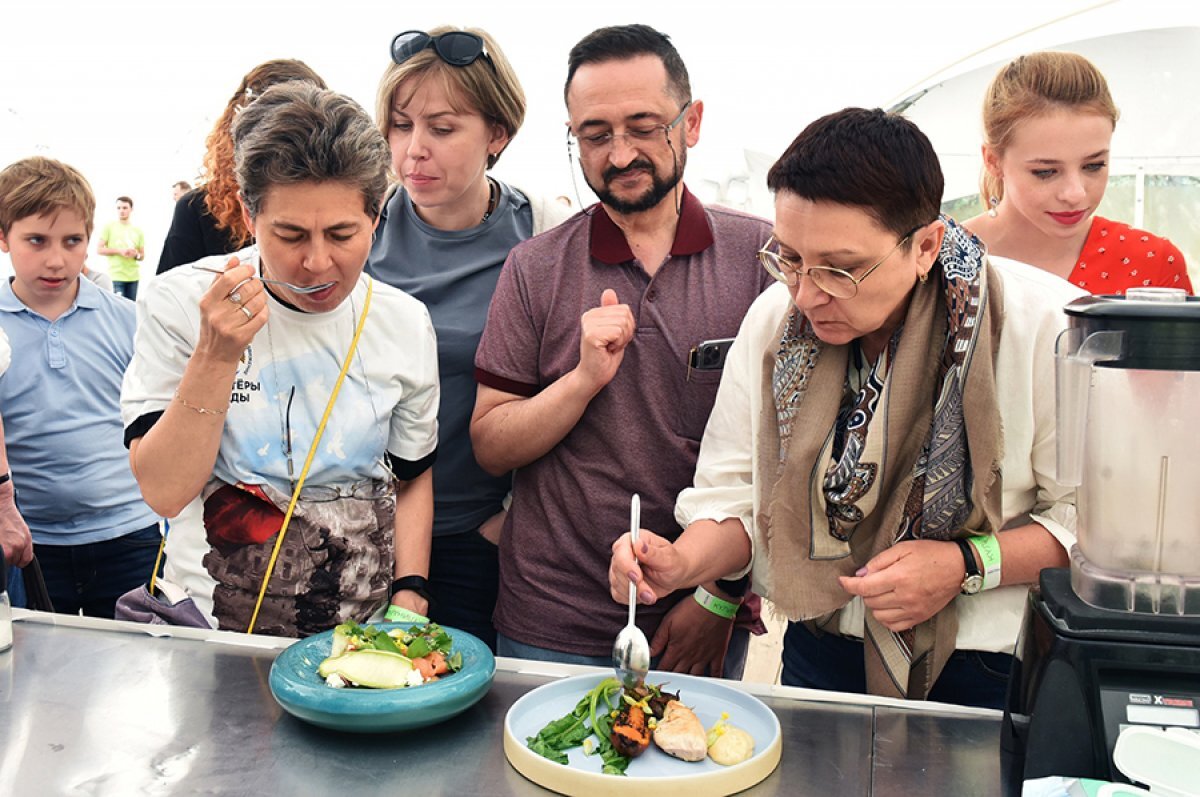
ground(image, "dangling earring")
xmin=919 ymin=271 xmax=929 ymax=284
xmin=987 ymin=195 xmax=999 ymax=218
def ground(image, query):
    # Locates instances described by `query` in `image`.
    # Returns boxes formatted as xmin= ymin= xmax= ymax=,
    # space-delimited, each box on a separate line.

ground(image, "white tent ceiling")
xmin=738 ymin=1 xmax=1200 ymax=217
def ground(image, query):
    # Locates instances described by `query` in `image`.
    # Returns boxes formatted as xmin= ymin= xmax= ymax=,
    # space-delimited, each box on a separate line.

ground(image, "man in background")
xmin=96 ymin=195 xmax=144 ymax=300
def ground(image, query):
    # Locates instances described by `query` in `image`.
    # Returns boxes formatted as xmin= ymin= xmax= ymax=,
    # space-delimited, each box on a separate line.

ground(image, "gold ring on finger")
xmin=240 ymin=305 xmax=253 ymax=321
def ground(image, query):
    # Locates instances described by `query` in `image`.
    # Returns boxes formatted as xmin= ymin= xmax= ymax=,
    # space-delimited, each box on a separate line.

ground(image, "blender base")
xmin=1001 ymin=568 xmax=1200 ymax=791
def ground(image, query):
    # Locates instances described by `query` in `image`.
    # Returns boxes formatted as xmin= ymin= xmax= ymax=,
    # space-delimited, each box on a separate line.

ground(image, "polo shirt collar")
xmin=0 ymin=279 xmax=23 ymax=313
xmin=0 ymin=276 xmax=96 ymax=314
xmin=74 ymin=275 xmax=103 ymax=309
xmin=589 ymin=185 xmax=713 ymax=265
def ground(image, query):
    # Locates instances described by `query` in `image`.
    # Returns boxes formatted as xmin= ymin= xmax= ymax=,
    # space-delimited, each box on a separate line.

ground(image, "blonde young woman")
xmin=964 ymin=51 xmax=1191 ymax=295
xmin=366 ymin=27 xmax=570 ymax=650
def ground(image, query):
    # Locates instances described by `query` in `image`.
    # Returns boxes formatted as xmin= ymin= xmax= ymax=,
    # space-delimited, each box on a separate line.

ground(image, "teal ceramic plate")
xmin=269 ymin=623 xmax=495 ymax=733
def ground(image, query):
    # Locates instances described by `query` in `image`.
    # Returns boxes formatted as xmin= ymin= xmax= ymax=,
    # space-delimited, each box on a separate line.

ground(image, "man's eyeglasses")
xmin=757 ymin=225 xmax=924 ymax=299
xmin=391 ymin=30 xmax=496 ymax=72
xmin=568 ymin=102 xmax=691 ymax=156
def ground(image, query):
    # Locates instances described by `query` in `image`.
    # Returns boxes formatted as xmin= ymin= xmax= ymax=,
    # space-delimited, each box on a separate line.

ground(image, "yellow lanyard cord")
xmin=148 ymin=530 xmax=167 ymax=595
xmin=246 ymin=279 xmax=374 ymax=635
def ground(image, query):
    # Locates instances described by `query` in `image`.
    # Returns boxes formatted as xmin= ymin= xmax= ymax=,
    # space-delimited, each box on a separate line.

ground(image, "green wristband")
xmin=693 ymin=585 xmax=739 ymax=619
xmin=385 ymin=605 xmax=430 ymax=624
xmin=967 ymin=534 xmax=1003 ymax=591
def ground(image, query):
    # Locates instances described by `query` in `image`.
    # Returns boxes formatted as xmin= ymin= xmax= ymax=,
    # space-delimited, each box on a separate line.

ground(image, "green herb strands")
xmin=525 ymin=678 xmax=639 ymax=776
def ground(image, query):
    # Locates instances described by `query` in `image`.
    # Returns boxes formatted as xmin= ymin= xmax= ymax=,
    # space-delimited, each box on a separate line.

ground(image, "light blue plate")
xmin=269 ymin=623 xmax=495 ymax=733
xmin=504 ymin=670 xmax=782 ymax=791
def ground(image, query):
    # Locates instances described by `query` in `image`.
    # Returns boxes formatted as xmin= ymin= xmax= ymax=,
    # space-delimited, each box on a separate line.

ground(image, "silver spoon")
xmin=613 ymin=493 xmax=650 ymax=689
xmin=190 ymin=263 xmax=337 ymax=295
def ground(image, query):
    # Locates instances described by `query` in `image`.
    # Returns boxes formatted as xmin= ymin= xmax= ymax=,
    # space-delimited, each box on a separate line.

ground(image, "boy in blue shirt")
xmin=0 ymin=157 xmax=160 ymax=617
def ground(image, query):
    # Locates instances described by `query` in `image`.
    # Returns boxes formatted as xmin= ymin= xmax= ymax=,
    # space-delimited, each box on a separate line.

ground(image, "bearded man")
xmin=471 ymin=24 xmax=773 ymax=676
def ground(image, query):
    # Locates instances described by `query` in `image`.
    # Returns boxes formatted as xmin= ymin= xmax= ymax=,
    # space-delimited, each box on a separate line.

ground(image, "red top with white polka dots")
xmin=1069 ymin=216 xmax=1193 ymax=296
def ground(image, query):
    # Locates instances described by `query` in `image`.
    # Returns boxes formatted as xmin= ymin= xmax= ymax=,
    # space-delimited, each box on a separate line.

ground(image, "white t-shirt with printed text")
xmin=121 ymin=249 xmax=439 ymax=630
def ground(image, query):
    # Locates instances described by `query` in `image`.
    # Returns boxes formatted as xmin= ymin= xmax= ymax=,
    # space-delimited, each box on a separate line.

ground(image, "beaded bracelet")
xmin=174 ymin=391 xmax=227 ymax=416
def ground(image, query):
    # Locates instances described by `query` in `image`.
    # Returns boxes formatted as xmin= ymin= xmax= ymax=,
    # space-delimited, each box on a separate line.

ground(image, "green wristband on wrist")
xmin=693 ymin=585 xmax=739 ymax=619
xmin=967 ymin=534 xmax=1003 ymax=591
xmin=385 ymin=605 xmax=430 ymax=624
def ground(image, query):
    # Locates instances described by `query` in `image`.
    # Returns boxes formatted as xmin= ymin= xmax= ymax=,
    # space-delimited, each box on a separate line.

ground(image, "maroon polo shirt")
xmin=475 ymin=187 xmax=773 ymax=656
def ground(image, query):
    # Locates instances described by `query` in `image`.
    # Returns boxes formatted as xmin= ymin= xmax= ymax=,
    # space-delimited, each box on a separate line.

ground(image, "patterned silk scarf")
xmin=759 ymin=218 xmax=1006 ymax=699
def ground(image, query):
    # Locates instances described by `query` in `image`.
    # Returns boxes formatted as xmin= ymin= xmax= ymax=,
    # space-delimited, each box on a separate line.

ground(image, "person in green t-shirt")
xmin=97 ymin=196 xmax=144 ymax=300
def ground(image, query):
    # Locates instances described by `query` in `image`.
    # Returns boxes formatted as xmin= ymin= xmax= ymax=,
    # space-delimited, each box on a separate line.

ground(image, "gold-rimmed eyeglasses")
xmin=568 ymin=101 xmax=691 ymax=156
xmin=757 ymin=225 xmax=924 ymax=299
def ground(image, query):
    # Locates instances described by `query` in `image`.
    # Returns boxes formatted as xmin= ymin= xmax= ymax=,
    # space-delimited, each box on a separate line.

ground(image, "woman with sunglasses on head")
xmin=963 ymin=51 xmax=1192 ymax=295
xmin=367 ymin=27 xmax=570 ymax=651
xmin=122 ymin=83 xmax=439 ymax=637
xmin=609 ymin=108 xmax=1083 ymax=709
xmin=157 ymin=59 xmax=328 ymax=274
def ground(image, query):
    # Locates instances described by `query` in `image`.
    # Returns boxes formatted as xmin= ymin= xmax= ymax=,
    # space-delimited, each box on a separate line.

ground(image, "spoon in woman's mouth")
xmin=190 ymin=263 xmax=337 ymax=294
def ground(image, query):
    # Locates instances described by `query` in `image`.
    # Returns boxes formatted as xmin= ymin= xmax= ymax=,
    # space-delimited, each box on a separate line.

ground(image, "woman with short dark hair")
xmin=610 ymin=107 xmax=1081 ymax=708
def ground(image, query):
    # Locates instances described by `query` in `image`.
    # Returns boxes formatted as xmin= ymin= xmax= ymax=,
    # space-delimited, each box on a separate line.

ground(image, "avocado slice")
xmin=317 ymin=650 xmax=415 ymax=688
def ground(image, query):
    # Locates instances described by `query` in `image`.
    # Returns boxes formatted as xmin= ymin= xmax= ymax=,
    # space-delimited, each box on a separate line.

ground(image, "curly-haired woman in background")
xmin=156 ymin=59 xmax=327 ymax=273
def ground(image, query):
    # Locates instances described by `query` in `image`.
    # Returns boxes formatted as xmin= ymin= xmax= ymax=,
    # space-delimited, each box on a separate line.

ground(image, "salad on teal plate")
xmin=269 ymin=621 xmax=495 ymax=733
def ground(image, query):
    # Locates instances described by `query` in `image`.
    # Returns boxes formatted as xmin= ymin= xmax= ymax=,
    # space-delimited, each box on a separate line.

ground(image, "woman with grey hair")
xmin=122 ymin=82 xmax=440 ymax=638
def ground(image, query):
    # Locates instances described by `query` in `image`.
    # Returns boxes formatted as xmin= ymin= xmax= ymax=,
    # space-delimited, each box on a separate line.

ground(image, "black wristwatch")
xmin=390 ymin=574 xmax=434 ymax=604
xmin=955 ymin=539 xmax=983 ymax=595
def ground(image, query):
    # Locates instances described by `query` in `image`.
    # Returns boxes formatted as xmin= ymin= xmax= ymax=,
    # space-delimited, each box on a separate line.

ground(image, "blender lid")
xmin=1065 ymin=289 xmax=1200 ymax=320
xmin=1064 ymin=291 xmax=1200 ymax=371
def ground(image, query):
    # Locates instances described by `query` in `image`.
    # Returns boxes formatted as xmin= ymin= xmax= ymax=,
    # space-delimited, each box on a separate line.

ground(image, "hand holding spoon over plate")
xmin=613 ymin=493 xmax=651 ymax=689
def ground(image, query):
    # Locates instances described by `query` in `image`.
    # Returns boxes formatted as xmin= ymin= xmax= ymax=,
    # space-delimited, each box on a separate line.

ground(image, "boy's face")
xmin=116 ymin=200 xmax=132 ymax=220
xmin=0 ymin=209 xmax=88 ymax=312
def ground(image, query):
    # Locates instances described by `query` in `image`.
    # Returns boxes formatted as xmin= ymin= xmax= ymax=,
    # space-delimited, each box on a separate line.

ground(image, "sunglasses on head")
xmin=390 ymin=30 xmax=496 ymax=72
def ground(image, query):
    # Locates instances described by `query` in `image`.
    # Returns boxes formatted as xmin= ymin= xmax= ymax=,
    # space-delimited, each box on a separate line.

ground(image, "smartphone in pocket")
xmin=687 ymin=337 xmax=734 ymax=380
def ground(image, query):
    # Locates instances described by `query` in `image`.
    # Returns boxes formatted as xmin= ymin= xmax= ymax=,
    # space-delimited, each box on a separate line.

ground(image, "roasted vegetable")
xmin=623 ymin=682 xmax=678 ymax=720
xmin=609 ymin=703 xmax=651 ymax=758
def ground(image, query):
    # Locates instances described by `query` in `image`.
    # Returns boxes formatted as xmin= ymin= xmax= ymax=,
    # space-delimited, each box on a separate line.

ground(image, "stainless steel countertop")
xmin=0 ymin=611 xmax=1002 ymax=795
